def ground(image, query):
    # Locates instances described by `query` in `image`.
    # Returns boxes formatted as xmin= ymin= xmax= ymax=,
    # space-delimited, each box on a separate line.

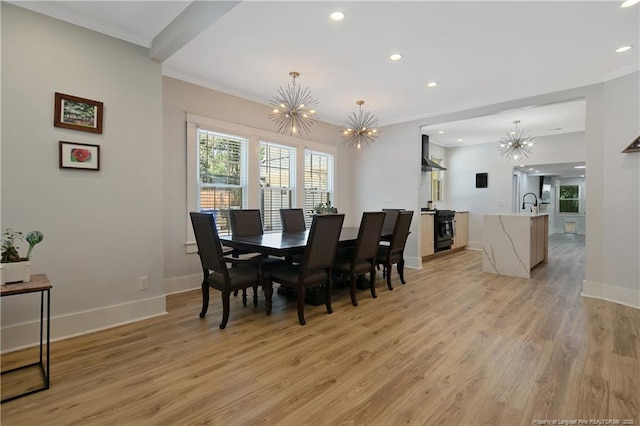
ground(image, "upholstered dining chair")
xmin=269 ymin=214 xmax=345 ymax=325
xmin=375 ymin=210 xmax=414 ymax=291
xmin=190 ymin=212 xmax=269 ymax=329
xmin=381 ymin=208 xmax=404 ymax=236
xmin=333 ymin=211 xmax=386 ymax=306
xmin=228 ymin=209 xmax=286 ymax=293
xmin=280 ymin=208 xmax=306 ymax=233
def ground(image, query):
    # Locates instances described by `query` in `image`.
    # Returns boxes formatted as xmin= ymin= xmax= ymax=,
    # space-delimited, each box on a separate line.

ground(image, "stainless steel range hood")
xmin=422 ymin=134 xmax=446 ymax=171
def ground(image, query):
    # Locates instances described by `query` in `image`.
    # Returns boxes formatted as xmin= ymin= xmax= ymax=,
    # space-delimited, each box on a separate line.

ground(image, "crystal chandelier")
xmin=341 ymin=100 xmax=379 ymax=149
xmin=268 ymin=71 xmax=318 ymax=136
xmin=498 ymin=120 xmax=535 ymax=161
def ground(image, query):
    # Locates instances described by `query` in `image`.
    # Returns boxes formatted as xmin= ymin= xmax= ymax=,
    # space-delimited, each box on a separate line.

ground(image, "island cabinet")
xmin=420 ymin=213 xmax=435 ymax=257
xmin=530 ymin=215 xmax=547 ymax=267
xmin=482 ymin=213 xmax=548 ymax=278
xmin=452 ymin=212 xmax=468 ymax=249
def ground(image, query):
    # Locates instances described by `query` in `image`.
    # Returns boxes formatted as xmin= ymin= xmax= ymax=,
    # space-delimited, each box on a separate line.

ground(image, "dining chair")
xmin=333 ymin=211 xmax=386 ymax=306
xmin=228 ymin=209 xmax=286 ymax=293
xmin=381 ymin=209 xmax=404 ymax=235
xmin=269 ymin=214 xmax=345 ymax=325
xmin=190 ymin=212 xmax=269 ymax=329
xmin=280 ymin=208 xmax=306 ymax=233
xmin=375 ymin=210 xmax=414 ymax=291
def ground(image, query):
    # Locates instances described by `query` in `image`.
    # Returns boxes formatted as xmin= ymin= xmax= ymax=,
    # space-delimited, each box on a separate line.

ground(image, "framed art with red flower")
xmin=59 ymin=141 xmax=100 ymax=171
xmin=54 ymin=92 xmax=103 ymax=134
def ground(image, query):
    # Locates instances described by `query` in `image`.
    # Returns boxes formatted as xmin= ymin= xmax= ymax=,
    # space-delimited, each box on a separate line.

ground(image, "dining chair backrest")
xmin=354 ymin=212 xmax=386 ymax=262
xmin=190 ymin=212 xmax=228 ymax=277
xmin=302 ymin=214 xmax=345 ymax=271
xmin=280 ymin=208 xmax=306 ymax=233
xmin=229 ymin=209 xmax=264 ymax=237
xmin=382 ymin=209 xmax=404 ymax=235
xmin=389 ymin=210 xmax=414 ymax=254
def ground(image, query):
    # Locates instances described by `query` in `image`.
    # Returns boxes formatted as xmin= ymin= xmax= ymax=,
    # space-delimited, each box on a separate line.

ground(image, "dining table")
xmin=219 ymin=226 xmax=392 ymax=258
xmin=218 ymin=226 xmax=380 ymax=257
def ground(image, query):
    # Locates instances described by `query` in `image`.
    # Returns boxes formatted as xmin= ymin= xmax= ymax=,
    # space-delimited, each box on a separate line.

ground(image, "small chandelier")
xmin=268 ymin=71 xmax=318 ymax=136
xmin=342 ymin=100 xmax=379 ymax=149
xmin=498 ymin=120 xmax=535 ymax=161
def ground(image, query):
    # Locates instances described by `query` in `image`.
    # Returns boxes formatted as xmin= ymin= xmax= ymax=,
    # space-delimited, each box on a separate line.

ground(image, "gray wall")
xmin=1 ymin=4 xmax=165 ymax=350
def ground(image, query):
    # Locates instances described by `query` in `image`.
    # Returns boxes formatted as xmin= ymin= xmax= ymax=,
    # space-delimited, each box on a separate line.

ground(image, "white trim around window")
xmin=185 ymin=113 xmax=338 ymax=253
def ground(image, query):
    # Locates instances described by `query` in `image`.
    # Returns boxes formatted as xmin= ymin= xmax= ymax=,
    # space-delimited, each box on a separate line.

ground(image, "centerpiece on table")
xmin=314 ymin=201 xmax=338 ymax=215
xmin=1 ymin=229 xmax=44 ymax=284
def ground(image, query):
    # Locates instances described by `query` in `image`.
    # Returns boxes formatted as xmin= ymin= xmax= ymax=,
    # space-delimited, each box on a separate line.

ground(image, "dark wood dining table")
xmin=219 ymin=226 xmax=390 ymax=257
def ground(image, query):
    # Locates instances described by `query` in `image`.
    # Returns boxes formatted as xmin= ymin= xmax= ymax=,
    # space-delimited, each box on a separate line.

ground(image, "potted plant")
xmin=1 ymin=228 xmax=44 ymax=284
xmin=315 ymin=201 xmax=338 ymax=215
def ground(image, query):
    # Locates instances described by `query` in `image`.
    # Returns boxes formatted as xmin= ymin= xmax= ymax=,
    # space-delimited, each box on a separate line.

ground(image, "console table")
xmin=1 ymin=274 xmax=51 ymax=403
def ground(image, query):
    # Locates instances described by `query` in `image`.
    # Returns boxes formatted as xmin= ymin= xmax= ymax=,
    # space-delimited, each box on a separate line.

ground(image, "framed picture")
xmin=59 ymin=141 xmax=100 ymax=171
xmin=54 ymin=92 xmax=103 ymax=134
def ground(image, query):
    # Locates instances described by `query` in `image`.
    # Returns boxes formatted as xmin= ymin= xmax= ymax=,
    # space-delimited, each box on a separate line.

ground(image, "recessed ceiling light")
xmin=519 ymin=164 xmax=525 ymax=167
xmin=389 ymin=53 xmax=403 ymax=61
xmin=529 ymin=168 xmax=534 ymax=171
xmin=438 ymin=130 xmax=445 ymax=134
xmin=427 ymin=82 xmax=438 ymax=88
xmin=616 ymin=45 xmax=633 ymax=53
xmin=621 ymin=0 xmax=639 ymax=8
xmin=457 ymin=138 xmax=463 ymax=142
xmin=574 ymin=165 xmax=586 ymax=169
xmin=330 ymin=11 xmax=344 ymax=21
xmin=535 ymin=170 xmax=540 ymax=173
xmin=581 ymin=175 xmax=585 ymax=178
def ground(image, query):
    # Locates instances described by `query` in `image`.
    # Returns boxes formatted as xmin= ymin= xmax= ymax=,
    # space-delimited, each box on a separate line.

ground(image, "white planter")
xmin=0 ymin=261 xmax=32 ymax=284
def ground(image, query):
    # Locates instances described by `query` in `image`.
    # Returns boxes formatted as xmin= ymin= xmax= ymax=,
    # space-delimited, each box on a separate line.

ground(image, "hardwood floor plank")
xmin=2 ymin=233 xmax=638 ymax=425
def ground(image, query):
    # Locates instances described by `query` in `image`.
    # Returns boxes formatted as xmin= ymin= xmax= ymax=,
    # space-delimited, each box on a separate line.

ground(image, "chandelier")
xmin=498 ymin=120 xmax=535 ymax=161
xmin=341 ymin=100 xmax=379 ymax=149
xmin=268 ymin=71 xmax=318 ymax=136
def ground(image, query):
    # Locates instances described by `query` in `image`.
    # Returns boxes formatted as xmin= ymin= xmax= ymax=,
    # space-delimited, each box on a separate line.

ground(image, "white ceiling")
xmin=421 ymin=98 xmax=586 ymax=147
xmin=11 ymin=0 xmax=639 ymax=131
xmin=514 ymin=162 xmax=586 ymax=178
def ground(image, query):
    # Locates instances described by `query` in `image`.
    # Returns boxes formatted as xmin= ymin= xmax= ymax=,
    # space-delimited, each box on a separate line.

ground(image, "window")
xmin=186 ymin=113 xmax=337 ymax=253
xmin=558 ymin=185 xmax=579 ymax=213
xmin=430 ymin=157 xmax=444 ymax=201
xmin=260 ymin=141 xmax=295 ymax=231
xmin=304 ymin=150 xmax=334 ymax=227
xmin=197 ymin=129 xmax=247 ymax=234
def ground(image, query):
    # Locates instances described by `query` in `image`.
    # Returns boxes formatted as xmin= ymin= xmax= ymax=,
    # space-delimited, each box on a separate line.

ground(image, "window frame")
xmin=303 ymin=149 xmax=335 ymax=227
xmin=557 ymin=183 xmax=583 ymax=215
xmin=186 ymin=113 xmax=337 ymax=253
xmin=260 ymin=140 xmax=297 ymax=232
xmin=196 ymin=128 xmax=248 ymax=235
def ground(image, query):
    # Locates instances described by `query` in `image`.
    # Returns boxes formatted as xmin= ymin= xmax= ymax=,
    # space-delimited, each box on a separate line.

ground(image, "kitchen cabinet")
xmin=530 ymin=215 xmax=547 ymax=266
xmin=452 ymin=212 xmax=468 ymax=249
xmin=420 ymin=213 xmax=435 ymax=257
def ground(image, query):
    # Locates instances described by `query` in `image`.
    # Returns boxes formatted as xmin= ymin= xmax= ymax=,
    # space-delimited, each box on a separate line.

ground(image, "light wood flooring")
xmin=2 ymin=233 xmax=639 ymax=425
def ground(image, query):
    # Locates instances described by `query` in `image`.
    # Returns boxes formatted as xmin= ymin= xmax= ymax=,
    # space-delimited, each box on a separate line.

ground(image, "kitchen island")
xmin=482 ymin=212 xmax=548 ymax=278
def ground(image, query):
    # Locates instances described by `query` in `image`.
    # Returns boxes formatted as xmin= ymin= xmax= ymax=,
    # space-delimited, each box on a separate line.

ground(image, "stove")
xmin=434 ymin=210 xmax=455 ymax=252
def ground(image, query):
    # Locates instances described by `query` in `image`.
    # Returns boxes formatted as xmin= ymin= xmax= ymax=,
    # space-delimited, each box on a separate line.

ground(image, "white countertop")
xmin=421 ymin=210 xmax=468 ymax=215
xmin=484 ymin=212 xmax=548 ymax=218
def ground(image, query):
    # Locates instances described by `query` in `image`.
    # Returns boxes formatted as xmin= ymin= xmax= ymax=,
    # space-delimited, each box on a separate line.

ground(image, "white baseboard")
xmin=164 ymin=273 xmax=202 ymax=295
xmin=582 ymin=279 xmax=640 ymax=309
xmin=404 ymin=256 xmax=422 ymax=269
xmin=467 ymin=240 xmax=483 ymax=250
xmin=1 ymin=295 xmax=167 ymax=354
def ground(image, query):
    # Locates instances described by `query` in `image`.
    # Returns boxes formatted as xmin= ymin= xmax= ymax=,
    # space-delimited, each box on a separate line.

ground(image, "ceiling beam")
xmin=149 ymin=1 xmax=240 ymax=62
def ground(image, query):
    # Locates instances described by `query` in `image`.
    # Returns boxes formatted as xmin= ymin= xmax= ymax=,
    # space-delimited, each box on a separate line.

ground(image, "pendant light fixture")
xmin=498 ymin=120 xmax=535 ymax=161
xmin=268 ymin=71 xmax=318 ymax=136
xmin=341 ymin=100 xmax=379 ymax=149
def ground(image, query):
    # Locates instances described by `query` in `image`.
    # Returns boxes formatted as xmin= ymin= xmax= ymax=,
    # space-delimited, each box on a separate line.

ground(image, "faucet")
xmin=522 ymin=192 xmax=538 ymax=211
